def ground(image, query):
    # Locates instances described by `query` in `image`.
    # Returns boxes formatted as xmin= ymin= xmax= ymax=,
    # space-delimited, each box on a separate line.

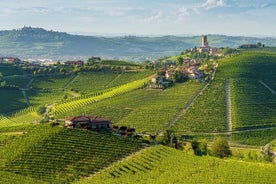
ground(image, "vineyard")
xmin=64 ymin=71 xmax=154 ymax=94
xmin=0 ymin=106 xmax=42 ymax=129
xmin=0 ymin=89 xmax=27 ymax=113
xmin=0 ymin=51 xmax=276 ymax=183
xmin=217 ymin=52 xmax=276 ymax=130
xmin=0 ymin=124 xmax=142 ymax=183
xmin=51 ymin=75 xmax=153 ymax=116
xmin=74 ymin=145 xmax=276 ymax=184
xmin=0 ymin=63 xmax=24 ymax=76
xmin=32 ymin=75 xmax=76 ymax=89
xmin=172 ymin=79 xmax=227 ymax=133
xmin=117 ymin=81 xmax=204 ymax=133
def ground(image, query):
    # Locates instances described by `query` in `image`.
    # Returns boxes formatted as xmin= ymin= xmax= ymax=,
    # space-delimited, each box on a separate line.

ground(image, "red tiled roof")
xmin=65 ymin=116 xmax=110 ymax=124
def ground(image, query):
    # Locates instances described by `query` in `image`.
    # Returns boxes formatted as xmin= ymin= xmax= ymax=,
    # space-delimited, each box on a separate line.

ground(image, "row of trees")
xmin=154 ymin=130 xmax=231 ymax=158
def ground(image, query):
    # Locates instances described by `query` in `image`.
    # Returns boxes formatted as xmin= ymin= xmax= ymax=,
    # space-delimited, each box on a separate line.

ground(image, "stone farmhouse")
xmin=65 ymin=116 xmax=111 ymax=129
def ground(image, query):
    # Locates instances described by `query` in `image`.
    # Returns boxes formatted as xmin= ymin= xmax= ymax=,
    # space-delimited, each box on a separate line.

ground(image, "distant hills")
xmin=0 ymin=27 xmax=275 ymax=60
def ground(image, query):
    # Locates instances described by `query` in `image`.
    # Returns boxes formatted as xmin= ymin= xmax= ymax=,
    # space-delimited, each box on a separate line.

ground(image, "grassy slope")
xmin=75 ymin=145 xmax=276 ymax=184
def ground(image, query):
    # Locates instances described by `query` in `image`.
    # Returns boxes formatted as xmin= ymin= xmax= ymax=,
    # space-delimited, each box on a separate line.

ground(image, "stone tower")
xmin=202 ymin=35 xmax=208 ymax=47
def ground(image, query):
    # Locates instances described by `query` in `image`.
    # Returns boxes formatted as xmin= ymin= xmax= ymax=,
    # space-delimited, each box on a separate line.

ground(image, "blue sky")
xmin=0 ymin=0 xmax=275 ymax=36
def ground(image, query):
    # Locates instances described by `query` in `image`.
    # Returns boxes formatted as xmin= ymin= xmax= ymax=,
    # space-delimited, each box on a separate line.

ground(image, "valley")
xmin=0 ymin=49 xmax=275 ymax=183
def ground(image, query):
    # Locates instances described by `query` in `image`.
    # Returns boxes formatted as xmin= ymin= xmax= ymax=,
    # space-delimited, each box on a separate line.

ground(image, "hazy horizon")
xmin=0 ymin=0 xmax=275 ymax=37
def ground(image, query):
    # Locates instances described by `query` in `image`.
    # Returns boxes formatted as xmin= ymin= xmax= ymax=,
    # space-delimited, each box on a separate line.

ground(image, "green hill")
xmin=1 ymin=27 xmax=276 ymax=59
xmin=0 ymin=50 xmax=276 ymax=183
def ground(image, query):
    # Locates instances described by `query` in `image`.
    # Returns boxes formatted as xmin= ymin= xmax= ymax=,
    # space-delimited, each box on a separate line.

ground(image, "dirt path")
xmin=0 ymin=131 xmax=25 ymax=135
xmin=225 ymin=79 xmax=232 ymax=132
xmin=259 ymin=80 xmax=276 ymax=95
xmin=21 ymin=89 xmax=30 ymax=106
xmin=166 ymin=64 xmax=218 ymax=130
xmin=63 ymin=74 xmax=79 ymax=89
xmin=26 ymin=78 xmax=34 ymax=88
xmin=167 ymin=82 xmax=210 ymax=128
xmin=105 ymin=73 xmax=122 ymax=88
xmin=19 ymin=78 xmax=34 ymax=106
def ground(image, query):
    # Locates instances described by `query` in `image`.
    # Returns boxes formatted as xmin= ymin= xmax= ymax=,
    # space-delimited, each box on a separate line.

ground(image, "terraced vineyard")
xmin=75 ymin=145 xmax=276 ymax=184
xmin=0 ymin=124 xmax=142 ymax=184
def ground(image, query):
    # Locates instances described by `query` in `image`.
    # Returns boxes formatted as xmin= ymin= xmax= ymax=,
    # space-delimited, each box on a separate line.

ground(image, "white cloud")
xmin=176 ymin=7 xmax=190 ymax=22
xmin=202 ymin=0 xmax=225 ymax=9
xmin=143 ymin=11 xmax=163 ymax=23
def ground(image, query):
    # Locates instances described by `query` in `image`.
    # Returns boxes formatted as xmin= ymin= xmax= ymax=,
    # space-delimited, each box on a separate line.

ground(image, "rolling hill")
xmin=0 ymin=26 xmax=276 ymax=60
xmin=0 ymin=49 xmax=275 ymax=183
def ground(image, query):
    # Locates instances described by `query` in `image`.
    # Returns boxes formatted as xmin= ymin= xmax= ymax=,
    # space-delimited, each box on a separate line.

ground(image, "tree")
xmin=261 ymin=144 xmax=275 ymax=162
xmin=87 ymin=56 xmax=101 ymax=65
xmin=0 ymin=72 xmax=3 ymax=81
xmin=172 ymin=70 xmax=182 ymax=83
xmin=176 ymin=56 xmax=184 ymax=66
xmin=159 ymin=129 xmax=179 ymax=148
xmin=191 ymin=139 xmax=208 ymax=156
xmin=211 ymin=137 xmax=231 ymax=158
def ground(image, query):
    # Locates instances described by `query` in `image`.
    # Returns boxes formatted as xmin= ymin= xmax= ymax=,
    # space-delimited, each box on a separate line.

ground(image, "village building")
xmin=65 ymin=116 xmax=111 ymax=129
xmin=64 ymin=60 xmax=84 ymax=66
xmin=179 ymin=66 xmax=204 ymax=80
xmin=0 ymin=57 xmax=21 ymax=64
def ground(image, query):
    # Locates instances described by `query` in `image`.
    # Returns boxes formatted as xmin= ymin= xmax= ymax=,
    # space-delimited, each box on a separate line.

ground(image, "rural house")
xmin=65 ymin=116 xmax=111 ymax=129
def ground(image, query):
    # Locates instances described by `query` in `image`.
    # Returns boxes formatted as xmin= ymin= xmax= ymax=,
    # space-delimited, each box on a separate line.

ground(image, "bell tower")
xmin=202 ymin=35 xmax=208 ymax=47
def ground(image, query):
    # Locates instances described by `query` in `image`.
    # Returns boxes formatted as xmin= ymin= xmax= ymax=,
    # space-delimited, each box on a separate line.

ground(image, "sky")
xmin=0 ymin=0 xmax=275 ymax=36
